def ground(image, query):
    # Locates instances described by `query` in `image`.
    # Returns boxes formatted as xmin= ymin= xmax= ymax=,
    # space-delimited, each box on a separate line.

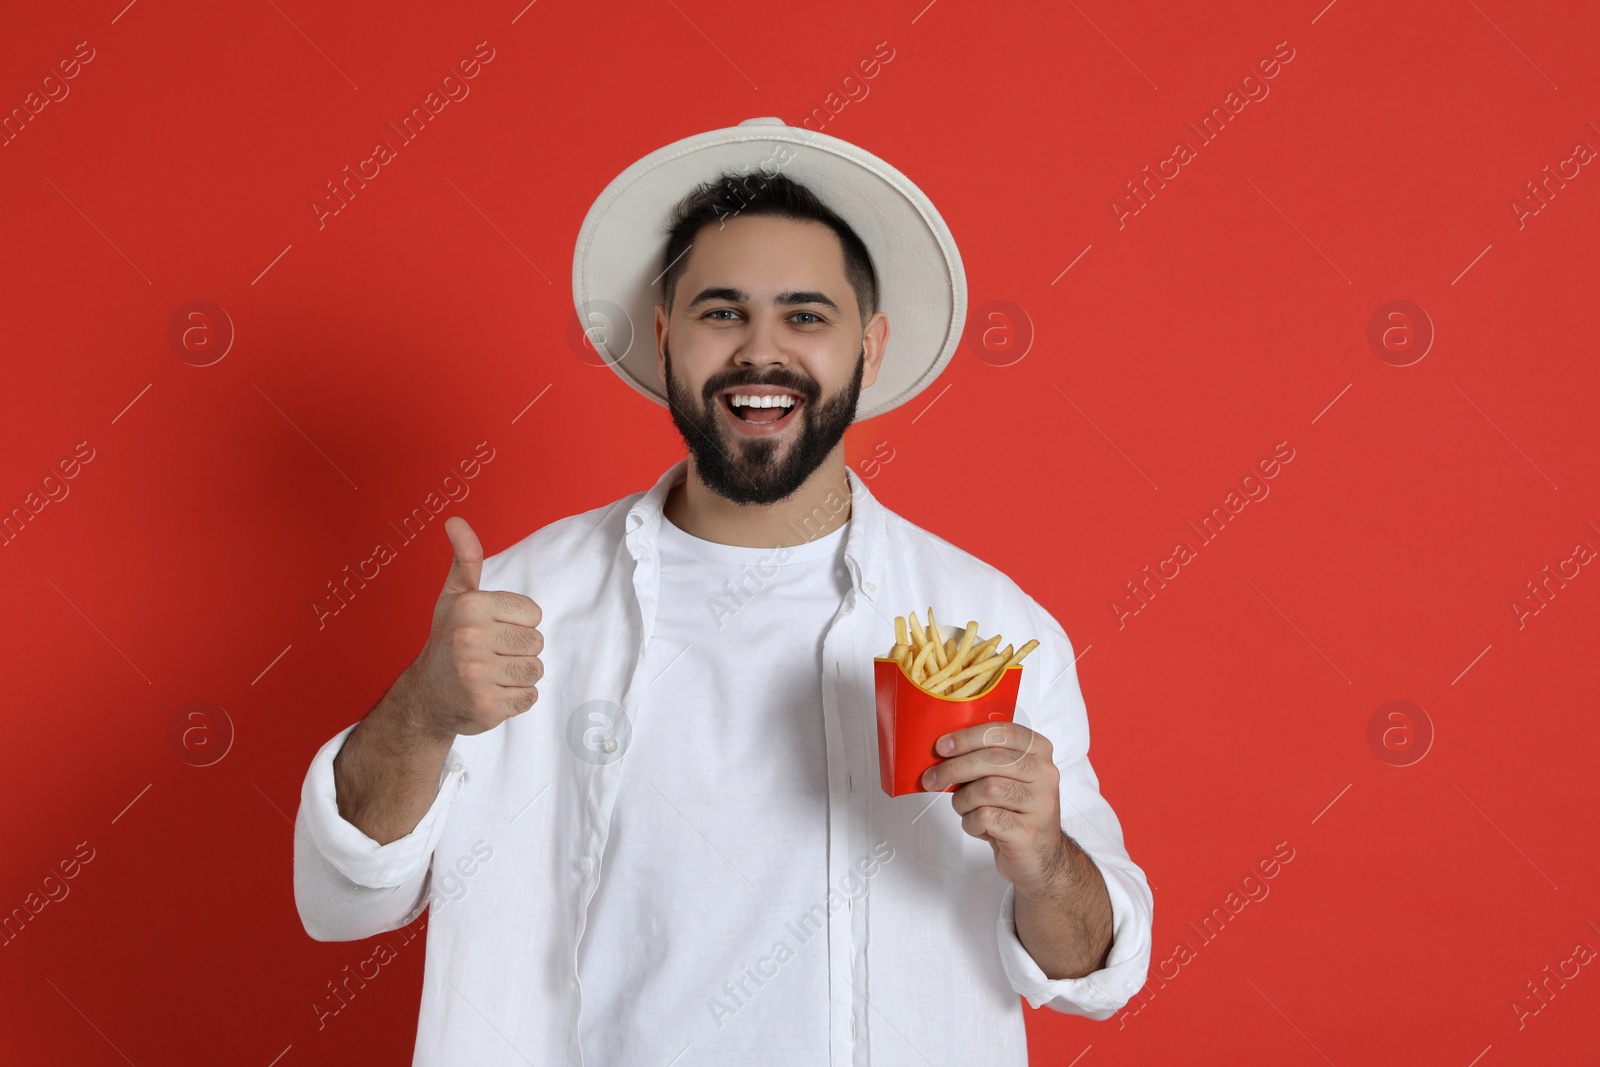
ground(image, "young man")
xmin=294 ymin=117 xmax=1152 ymax=1066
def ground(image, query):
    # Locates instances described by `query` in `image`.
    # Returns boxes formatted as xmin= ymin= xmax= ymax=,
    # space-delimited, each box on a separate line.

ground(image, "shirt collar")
xmin=625 ymin=458 xmax=885 ymax=603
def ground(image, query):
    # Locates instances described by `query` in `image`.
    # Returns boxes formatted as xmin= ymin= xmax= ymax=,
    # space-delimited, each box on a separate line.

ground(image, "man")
xmin=294 ymin=117 xmax=1152 ymax=1066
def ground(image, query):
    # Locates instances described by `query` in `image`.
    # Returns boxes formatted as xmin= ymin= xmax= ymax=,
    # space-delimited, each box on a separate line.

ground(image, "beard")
xmin=662 ymin=339 xmax=865 ymax=506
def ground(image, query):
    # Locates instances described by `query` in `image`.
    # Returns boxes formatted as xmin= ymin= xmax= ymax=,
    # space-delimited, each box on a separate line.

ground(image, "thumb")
xmin=442 ymin=516 xmax=483 ymax=594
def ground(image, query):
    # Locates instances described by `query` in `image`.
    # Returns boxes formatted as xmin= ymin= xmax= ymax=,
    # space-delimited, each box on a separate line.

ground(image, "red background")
xmin=3 ymin=1 xmax=1597 ymax=1064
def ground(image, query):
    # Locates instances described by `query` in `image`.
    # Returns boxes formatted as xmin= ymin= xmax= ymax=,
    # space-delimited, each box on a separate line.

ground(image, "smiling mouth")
xmin=718 ymin=393 xmax=806 ymax=427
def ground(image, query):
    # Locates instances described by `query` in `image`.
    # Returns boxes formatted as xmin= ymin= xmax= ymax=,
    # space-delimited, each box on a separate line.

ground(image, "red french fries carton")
xmin=874 ymin=624 xmax=1023 ymax=797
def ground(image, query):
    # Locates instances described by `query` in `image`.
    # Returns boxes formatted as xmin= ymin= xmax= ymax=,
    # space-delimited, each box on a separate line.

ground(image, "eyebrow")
xmin=684 ymin=286 xmax=842 ymax=314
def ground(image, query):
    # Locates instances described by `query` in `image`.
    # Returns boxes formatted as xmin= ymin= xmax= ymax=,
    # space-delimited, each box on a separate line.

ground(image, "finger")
xmin=452 ymin=592 xmax=541 ymax=647
xmin=448 ymin=594 xmax=541 ymax=676
xmin=442 ymin=516 xmax=483 ymax=594
xmin=950 ymin=775 xmax=1042 ymax=818
xmin=490 ymin=654 xmax=543 ymax=688
xmin=453 ymin=586 xmax=541 ymax=623
xmin=496 ymin=683 xmax=539 ymax=716
xmin=483 ymin=589 xmax=542 ymax=628
xmin=959 ymin=804 xmax=1027 ymax=845
xmin=925 ymin=747 xmax=1042 ymax=791
xmin=933 ymin=721 xmax=1045 ymax=761
xmin=486 ymin=621 xmax=543 ymax=658
xmin=453 ymin=593 xmax=541 ymax=656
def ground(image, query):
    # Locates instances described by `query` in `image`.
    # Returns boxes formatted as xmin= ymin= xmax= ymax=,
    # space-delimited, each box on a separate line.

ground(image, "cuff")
xmin=297 ymin=723 xmax=467 ymax=890
xmin=996 ymin=849 xmax=1153 ymax=1018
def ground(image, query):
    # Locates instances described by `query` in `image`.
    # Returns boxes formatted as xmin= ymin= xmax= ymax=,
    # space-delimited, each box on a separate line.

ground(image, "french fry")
xmin=938 ymin=653 xmax=1005 ymax=692
xmin=950 ymin=665 xmax=1002 ymax=698
xmin=959 ymin=639 xmax=1038 ymax=695
xmin=927 ymin=608 xmax=947 ymax=670
xmin=884 ymin=611 xmax=1037 ymax=699
xmin=953 ymin=621 xmax=977 ymax=664
xmin=911 ymin=638 xmax=937 ymax=683
xmin=1003 ymin=639 xmax=1039 ymax=669
xmin=968 ymin=633 xmax=1003 ymax=665
xmin=922 ymin=622 xmax=980 ymax=691
xmin=920 ymin=656 xmax=958 ymax=692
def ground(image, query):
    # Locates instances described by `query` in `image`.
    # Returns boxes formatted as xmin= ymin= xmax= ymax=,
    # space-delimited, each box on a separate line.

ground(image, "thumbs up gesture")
xmin=407 ymin=516 xmax=545 ymax=738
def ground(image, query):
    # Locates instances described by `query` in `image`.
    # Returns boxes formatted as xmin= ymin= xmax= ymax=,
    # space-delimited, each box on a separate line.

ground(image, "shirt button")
xmin=863 ymin=581 xmax=876 ymax=594
xmin=567 ymin=976 xmax=578 ymax=990
xmin=579 ymin=856 xmax=593 ymax=873
xmin=448 ymin=760 xmax=463 ymax=775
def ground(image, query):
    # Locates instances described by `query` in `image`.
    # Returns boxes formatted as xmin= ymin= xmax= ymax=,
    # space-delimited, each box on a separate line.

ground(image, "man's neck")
xmin=664 ymin=452 xmax=854 ymax=549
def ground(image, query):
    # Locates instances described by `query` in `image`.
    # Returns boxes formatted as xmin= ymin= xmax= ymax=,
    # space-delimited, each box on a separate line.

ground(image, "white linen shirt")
xmin=293 ymin=458 xmax=1154 ymax=1067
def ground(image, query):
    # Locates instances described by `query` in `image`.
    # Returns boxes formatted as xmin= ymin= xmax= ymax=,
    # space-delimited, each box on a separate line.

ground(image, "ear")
xmin=860 ymin=311 xmax=889 ymax=391
xmin=654 ymin=303 xmax=668 ymax=387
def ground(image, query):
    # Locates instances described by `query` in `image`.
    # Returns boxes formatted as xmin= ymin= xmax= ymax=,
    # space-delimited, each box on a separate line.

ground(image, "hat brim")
xmin=571 ymin=117 xmax=966 ymax=422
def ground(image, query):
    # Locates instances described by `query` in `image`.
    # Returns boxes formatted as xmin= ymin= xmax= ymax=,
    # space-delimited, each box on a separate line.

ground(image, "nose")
xmin=734 ymin=311 xmax=790 ymax=372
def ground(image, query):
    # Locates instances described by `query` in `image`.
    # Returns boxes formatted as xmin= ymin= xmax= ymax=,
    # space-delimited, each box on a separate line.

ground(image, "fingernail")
xmin=938 ymin=737 xmax=954 ymax=754
xmin=922 ymin=768 xmax=936 ymax=789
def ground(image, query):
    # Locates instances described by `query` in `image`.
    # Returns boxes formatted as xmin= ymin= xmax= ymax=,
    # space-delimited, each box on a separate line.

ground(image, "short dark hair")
xmin=660 ymin=171 xmax=878 ymax=327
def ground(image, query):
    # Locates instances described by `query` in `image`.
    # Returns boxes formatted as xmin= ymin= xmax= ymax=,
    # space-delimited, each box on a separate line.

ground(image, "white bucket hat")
xmin=571 ymin=116 xmax=966 ymax=421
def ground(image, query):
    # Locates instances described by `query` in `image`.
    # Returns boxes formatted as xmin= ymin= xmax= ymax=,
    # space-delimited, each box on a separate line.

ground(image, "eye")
xmin=703 ymin=308 xmax=739 ymax=320
xmin=790 ymin=311 xmax=823 ymax=324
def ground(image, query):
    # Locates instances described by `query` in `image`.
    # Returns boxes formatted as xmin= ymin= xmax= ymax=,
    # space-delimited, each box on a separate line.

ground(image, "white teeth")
xmin=730 ymin=394 xmax=795 ymax=408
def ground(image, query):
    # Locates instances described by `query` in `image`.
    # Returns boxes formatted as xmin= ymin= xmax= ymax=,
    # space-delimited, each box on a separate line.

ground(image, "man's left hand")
xmin=920 ymin=721 xmax=1068 ymax=895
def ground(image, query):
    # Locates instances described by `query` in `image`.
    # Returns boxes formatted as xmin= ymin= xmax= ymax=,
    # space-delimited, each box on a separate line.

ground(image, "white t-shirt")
xmin=575 ymin=512 xmax=852 ymax=1063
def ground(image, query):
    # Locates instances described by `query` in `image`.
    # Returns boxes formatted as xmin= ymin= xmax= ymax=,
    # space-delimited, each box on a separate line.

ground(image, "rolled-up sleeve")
xmin=996 ymin=850 xmax=1153 ymax=1017
xmin=293 ymin=723 xmax=466 ymax=942
xmin=995 ymin=594 xmax=1154 ymax=1017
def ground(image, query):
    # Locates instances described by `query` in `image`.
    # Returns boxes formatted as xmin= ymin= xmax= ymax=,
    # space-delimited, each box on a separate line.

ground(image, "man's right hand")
xmin=331 ymin=517 xmax=542 ymax=845
xmin=404 ymin=516 xmax=545 ymax=739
